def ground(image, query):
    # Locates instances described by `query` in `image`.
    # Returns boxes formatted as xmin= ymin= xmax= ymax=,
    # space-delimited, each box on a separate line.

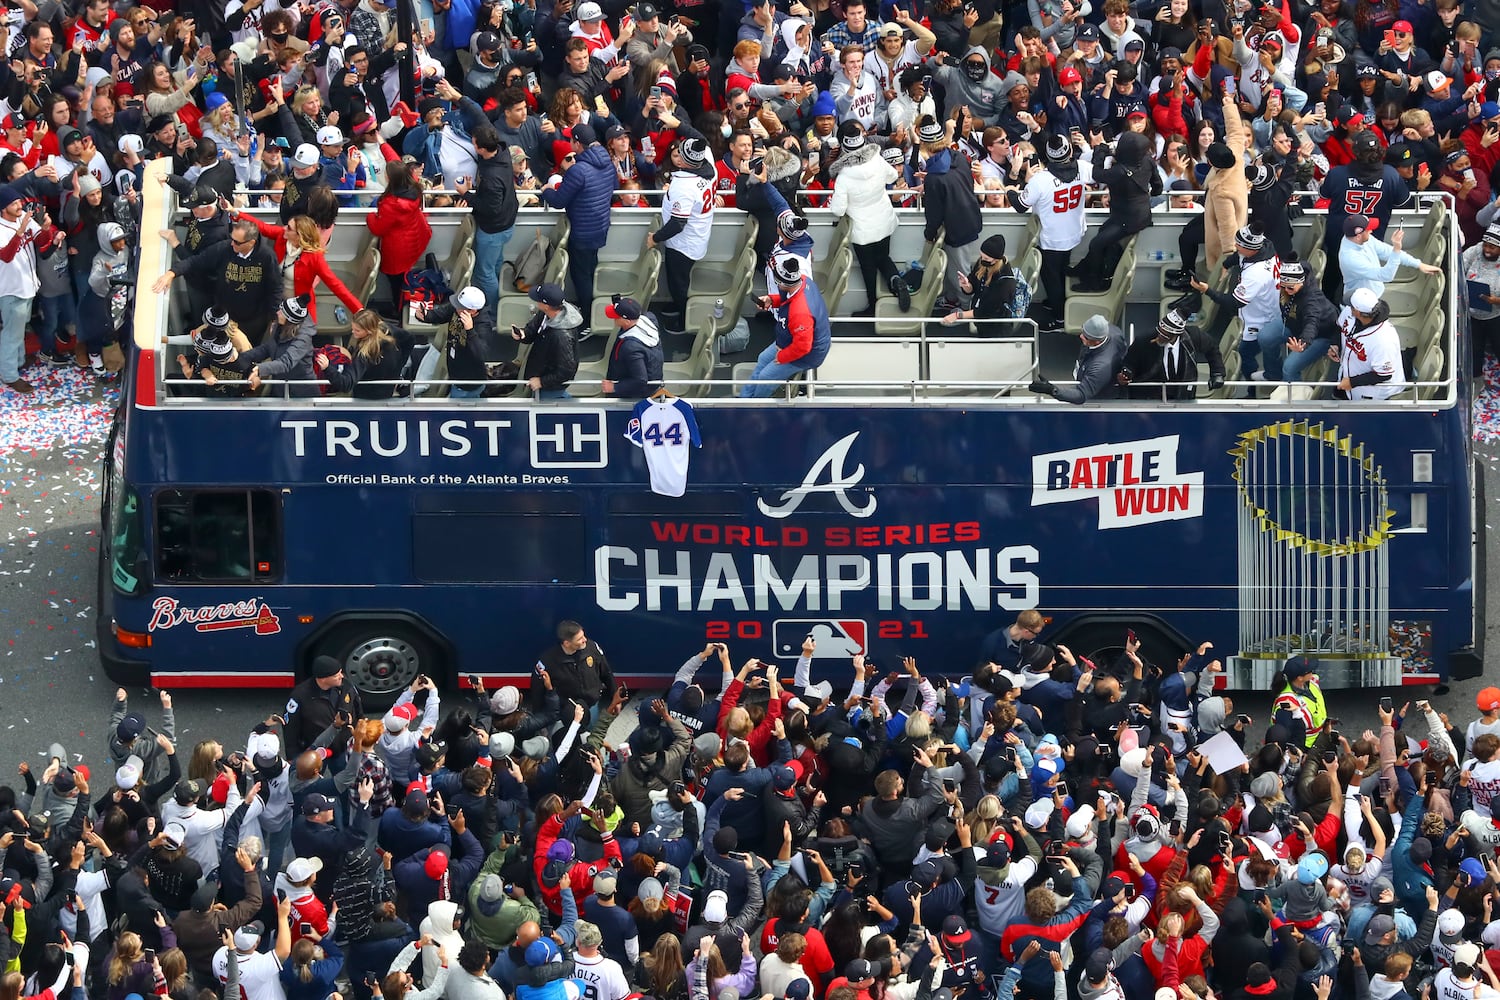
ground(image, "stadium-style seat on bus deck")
xmin=814 ymin=246 xmax=853 ymax=316
xmin=590 ymin=247 xmax=661 ymax=335
xmin=1384 ymin=269 xmax=1443 ymax=319
xmin=1065 ymin=235 xmax=1136 ymax=332
xmin=686 ymin=217 xmax=759 ymax=300
xmin=874 ymin=238 xmax=946 ymax=336
xmin=316 ymin=241 xmax=380 ymax=334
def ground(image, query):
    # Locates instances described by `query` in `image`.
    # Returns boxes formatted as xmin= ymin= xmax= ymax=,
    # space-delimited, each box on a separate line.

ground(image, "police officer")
xmin=532 ymin=620 xmax=614 ymax=713
xmin=284 ymin=655 xmax=364 ymax=754
xmin=1271 ymin=656 xmax=1327 ymax=748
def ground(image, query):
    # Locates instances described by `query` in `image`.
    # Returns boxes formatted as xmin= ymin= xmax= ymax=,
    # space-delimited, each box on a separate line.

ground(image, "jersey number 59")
xmin=1052 ymin=184 xmax=1084 ymax=212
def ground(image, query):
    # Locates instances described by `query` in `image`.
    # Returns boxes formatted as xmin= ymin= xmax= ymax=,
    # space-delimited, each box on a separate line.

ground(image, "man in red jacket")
xmin=534 ymin=802 xmax=622 ymax=916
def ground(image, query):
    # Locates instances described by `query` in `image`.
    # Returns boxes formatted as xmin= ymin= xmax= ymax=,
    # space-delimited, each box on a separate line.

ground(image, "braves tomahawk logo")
xmin=758 ymin=432 xmax=878 ymax=519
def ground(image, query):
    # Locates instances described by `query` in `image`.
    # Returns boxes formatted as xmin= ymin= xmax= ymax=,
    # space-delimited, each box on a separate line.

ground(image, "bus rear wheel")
xmin=317 ymin=623 xmax=435 ymax=706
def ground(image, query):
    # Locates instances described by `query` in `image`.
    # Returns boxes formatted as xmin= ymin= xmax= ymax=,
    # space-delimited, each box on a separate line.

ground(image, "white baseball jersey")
xmin=1330 ymin=855 xmax=1382 ymax=902
xmin=1435 ymin=969 xmax=1499 ymax=1000
xmin=628 ymin=397 xmax=703 ymax=498
xmin=973 ymin=854 xmax=1037 ymax=934
xmin=1236 ymin=257 xmax=1282 ymax=333
xmin=1020 ymin=162 xmax=1094 ymax=251
xmin=214 ymin=948 xmax=286 ymax=1000
xmin=869 ymin=42 xmax=923 ymax=92
xmin=574 ymin=953 xmax=631 ymax=1000
xmin=661 ymin=171 xmax=715 ymax=259
xmin=1336 ymin=308 xmax=1406 ymax=399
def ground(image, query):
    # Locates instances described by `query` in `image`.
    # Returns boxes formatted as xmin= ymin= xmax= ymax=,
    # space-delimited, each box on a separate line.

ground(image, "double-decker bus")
xmin=99 ymin=162 xmax=1482 ymax=701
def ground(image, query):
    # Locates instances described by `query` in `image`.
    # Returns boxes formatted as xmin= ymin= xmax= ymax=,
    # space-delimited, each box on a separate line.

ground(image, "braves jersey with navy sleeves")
xmin=627 ymin=397 xmax=703 ymax=497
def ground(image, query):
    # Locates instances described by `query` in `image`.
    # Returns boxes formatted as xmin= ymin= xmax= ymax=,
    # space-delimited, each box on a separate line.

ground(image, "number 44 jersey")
xmin=627 ymin=396 xmax=703 ymax=497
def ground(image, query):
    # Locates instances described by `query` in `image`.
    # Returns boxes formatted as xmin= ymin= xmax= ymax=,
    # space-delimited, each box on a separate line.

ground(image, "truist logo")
xmin=758 ymin=432 xmax=877 ymax=519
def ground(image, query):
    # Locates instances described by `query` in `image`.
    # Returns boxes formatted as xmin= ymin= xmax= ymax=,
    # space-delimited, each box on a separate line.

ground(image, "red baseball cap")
xmin=1393 ymin=19 xmax=1413 ymax=31
xmin=1058 ymin=66 xmax=1082 ymax=85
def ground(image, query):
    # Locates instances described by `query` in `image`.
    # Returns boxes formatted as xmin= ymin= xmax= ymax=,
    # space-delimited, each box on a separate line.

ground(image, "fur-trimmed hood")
xmin=764 ymin=144 xmax=802 ymax=183
xmin=828 ymin=141 xmax=880 ymax=177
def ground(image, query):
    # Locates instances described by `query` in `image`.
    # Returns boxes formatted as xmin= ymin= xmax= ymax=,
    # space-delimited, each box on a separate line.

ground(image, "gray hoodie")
xmin=932 ymin=47 xmax=1006 ymax=126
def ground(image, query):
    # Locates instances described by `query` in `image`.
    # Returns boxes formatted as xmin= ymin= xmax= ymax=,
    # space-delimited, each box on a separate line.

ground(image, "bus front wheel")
xmin=317 ymin=623 xmax=437 ymax=706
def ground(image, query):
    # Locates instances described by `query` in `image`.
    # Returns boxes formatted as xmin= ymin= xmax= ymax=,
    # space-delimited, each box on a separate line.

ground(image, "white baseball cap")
xmin=115 ymin=754 xmax=144 ymax=790
xmin=577 ymin=1 xmax=604 ymax=18
xmin=315 ymin=125 xmax=344 ymax=146
xmin=454 ymin=286 xmax=486 ymax=311
xmin=292 ymin=143 xmax=320 ymax=168
xmin=117 ymin=133 xmax=144 ymax=155
xmin=286 ymin=856 xmax=324 ymax=882
xmin=1349 ymin=288 xmax=1380 ymax=314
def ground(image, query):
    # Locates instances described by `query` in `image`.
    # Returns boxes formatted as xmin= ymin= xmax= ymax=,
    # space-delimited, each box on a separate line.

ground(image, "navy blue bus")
xmin=100 ymin=166 xmax=1482 ymax=701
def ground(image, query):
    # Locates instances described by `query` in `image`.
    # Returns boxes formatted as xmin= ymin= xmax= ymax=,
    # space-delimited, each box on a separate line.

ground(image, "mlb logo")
xmin=772 ymin=619 xmax=867 ymax=658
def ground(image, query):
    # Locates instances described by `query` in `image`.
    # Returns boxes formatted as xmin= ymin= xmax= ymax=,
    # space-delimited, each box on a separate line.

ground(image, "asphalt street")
xmin=0 ymin=438 xmax=1494 ymax=775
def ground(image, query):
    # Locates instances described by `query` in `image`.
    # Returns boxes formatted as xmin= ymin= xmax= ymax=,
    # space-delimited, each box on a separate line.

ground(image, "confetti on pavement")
xmin=1476 ymin=356 xmax=1500 ymax=443
xmin=0 ymin=362 xmax=118 ymax=454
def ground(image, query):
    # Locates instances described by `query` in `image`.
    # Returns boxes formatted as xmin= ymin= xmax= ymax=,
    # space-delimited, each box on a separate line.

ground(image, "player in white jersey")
xmin=574 ymin=923 xmax=631 ymax=1000
xmin=647 ymin=127 xmax=716 ymax=332
xmin=1012 ymin=133 xmax=1093 ymax=333
xmin=1434 ymin=945 xmax=1499 ymax=1000
xmin=627 ymin=395 xmax=702 ymax=497
xmin=214 ymin=916 xmax=291 ymax=1000
xmin=1334 ymin=288 xmax=1407 ymax=400
xmin=1190 ymin=225 xmax=1281 ymax=379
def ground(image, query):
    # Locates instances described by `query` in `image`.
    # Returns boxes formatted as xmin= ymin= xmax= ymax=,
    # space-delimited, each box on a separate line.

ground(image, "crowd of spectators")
xmin=5 ymin=616 xmax=1500 ymax=1000
xmin=0 ymin=0 xmax=1481 ymax=397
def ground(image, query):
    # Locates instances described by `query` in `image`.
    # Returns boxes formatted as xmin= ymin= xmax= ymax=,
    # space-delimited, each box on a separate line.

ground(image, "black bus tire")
xmin=313 ymin=621 xmax=441 ymax=707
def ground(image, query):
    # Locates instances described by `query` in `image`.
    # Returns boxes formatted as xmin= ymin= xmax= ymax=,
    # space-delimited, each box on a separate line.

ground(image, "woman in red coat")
xmin=237 ymin=212 xmax=364 ymax=327
xmin=365 ymin=160 xmax=433 ymax=312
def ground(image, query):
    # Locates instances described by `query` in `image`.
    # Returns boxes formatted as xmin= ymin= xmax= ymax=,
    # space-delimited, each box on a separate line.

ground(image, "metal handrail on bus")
xmin=152 ymin=188 xmax=1463 ymax=404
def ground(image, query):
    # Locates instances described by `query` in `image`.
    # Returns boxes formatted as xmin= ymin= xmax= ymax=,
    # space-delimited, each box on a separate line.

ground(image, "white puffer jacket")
xmin=828 ymin=144 xmax=899 ymax=246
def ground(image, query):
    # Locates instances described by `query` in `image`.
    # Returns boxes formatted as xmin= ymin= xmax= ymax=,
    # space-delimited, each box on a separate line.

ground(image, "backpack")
xmin=403 ymin=253 xmax=452 ymax=308
xmin=1007 ymin=269 xmax=1033 ymax=319
xmin=506 ymin=230 xmax=553 ymax=292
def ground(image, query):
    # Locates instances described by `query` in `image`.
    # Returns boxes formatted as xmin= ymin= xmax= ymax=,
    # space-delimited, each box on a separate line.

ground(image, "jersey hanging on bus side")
xmin=627 ymin=396 xmax=702 ymax=497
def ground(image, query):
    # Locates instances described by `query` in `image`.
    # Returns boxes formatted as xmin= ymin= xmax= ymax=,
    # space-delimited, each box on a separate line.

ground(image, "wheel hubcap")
xmin=345 ymin=636 xmax=421 ymax=695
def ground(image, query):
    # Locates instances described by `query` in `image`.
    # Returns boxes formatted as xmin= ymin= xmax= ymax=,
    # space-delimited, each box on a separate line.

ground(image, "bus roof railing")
xmin=143 ymin=161 xmax=1461 ymax=408
xmin=155 ymin=375 xmax=1456 ymax=406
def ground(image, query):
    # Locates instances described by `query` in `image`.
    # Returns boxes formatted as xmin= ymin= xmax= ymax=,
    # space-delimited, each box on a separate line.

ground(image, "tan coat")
xmin=1202 ymin=92 xmax=1250 ymax=272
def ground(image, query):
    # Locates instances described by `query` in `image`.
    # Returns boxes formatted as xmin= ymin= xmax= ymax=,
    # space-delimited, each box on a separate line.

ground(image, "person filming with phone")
xmin=532 ymin=620 xmax=614 ymax=716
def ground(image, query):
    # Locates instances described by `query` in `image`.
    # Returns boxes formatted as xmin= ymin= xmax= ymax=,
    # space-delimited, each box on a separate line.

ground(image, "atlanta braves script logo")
xmin=758 ymin=432 xmax=878 ymax=519
xmin=147 ymin=596 xmax=283 ymax=635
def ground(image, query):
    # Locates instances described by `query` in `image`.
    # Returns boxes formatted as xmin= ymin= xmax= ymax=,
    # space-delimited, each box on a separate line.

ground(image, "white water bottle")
xmin=713 ymin=298 xmax=724 ymax=320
